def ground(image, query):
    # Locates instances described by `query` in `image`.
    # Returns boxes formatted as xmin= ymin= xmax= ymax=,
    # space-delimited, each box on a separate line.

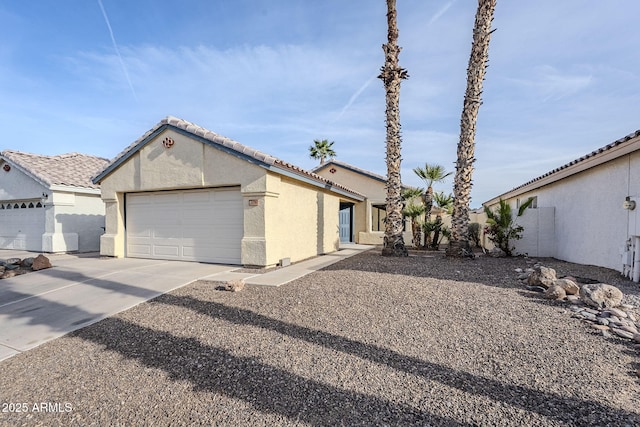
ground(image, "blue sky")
xmin=1 ymin=1 xmax=639 ymax=206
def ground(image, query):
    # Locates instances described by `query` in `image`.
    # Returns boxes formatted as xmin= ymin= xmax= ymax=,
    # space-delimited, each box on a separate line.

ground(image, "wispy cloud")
xmin=97 ymin=0 xmax=137 ymax=102
xmin=332 ymin=73 xmax=378 ymax=123
xmin=428 ymin=0 xmax=457 ymax=25
xmin=508 ymin=65 xmax=593 ymax=102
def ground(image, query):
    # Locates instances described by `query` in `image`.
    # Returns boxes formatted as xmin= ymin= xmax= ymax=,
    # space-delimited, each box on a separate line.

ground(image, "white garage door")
xmin=126 ymin=188 xmax=243 ymax=264
xmin=0 ymin=201 xmax=45 ymax=251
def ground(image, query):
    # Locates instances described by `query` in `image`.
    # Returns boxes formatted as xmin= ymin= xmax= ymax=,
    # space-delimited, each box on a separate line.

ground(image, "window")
xmin=371 ymin=203 xmax=407 ymax=232
xmin=517 ymin=196 xmax=537 ymax=209
xmin=372 ymin=204 xmax=386 ymax=232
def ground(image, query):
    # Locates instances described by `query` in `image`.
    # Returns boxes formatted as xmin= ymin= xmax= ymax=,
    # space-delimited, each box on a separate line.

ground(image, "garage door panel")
xmin=128 ymin=244 xmax=152 ymax=256
xmin=0 ymin=206 xmax=45 ymax=251
xmin=126 ymin=188 xmax=243 ymax=264
xmin=153 ymin=245 xmax=180 ymax=257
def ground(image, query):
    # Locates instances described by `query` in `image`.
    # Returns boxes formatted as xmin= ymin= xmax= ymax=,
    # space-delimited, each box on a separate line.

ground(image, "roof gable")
xmin=0 ymin=150 xmax=109 ymax=191
xmin=93 ymin=116 xmax=364 ymax=201
xmin=312 ymin=160 xmax=387 ymax=184
xmin=485 ymin=129 xmax=640 ymax=205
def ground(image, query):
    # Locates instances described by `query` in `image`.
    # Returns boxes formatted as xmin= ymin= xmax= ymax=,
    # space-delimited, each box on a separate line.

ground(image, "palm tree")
xmin=402 ymin=187 xmax=425 ymax=248
xmin=379 ymin=0 xmax=409 ymax=257
xmin=446 ymin=0 xmax=497 ymax=258
xmin=309 ymin=139 xmax=336 ymax=164
xmin=413 ymin=163 xmax=452 ymax=222
xmin=433 ymin=191 xmax=454 ymax=214
xmin=484 ymin=198 xmax=533 ymax=256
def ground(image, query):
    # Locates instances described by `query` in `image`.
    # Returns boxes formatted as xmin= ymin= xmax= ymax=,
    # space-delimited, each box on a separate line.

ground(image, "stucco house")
xmin=312 ymin=160 xmax=413 ymax=246
xmin=0 ymin=151 xmax=109 ymax=252
xmin=92 ymin=116 xmax=364 ymax=267
xmin=482 ymin=129 xmax=640 ymax=282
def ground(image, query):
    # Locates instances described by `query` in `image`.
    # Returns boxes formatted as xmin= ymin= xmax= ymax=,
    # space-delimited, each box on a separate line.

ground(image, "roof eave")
xmin=267 ymin=164 xmax=364 ymax=201
xmin=483 ymin=131 xmax=640 ymax=206
xmin=49 ymin=185 xmax=101 ymax=195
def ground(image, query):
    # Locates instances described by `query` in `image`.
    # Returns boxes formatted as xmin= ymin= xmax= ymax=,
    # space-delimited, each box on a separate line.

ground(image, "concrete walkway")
xmin=0 ymin=244 xmax=373 ymax=362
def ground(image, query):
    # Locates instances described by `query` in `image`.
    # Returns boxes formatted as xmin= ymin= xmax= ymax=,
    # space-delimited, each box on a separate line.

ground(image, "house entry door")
xmin=339 ymin=203 xmax=353 ymax=243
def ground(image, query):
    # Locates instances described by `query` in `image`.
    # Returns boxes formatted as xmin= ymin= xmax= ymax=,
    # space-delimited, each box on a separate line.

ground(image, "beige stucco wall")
xmin=99 ymin=128 xmax=344 ymax=266
xmin=261 ymin=176 xmax=340 ymax=266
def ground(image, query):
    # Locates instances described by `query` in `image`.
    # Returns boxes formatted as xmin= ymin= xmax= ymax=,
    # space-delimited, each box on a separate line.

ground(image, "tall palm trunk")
xmin=379 ymin=0 xmax=409 ymax=257
xmin=446 ymin=0 xmax=497 ymax=258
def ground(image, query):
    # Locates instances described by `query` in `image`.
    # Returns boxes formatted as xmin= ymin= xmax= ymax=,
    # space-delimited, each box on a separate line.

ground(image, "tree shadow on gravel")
xmin=143 ymin=293 xmax=640 ymax=426
xmin=72 ymin=316 xmax=466 ymax=427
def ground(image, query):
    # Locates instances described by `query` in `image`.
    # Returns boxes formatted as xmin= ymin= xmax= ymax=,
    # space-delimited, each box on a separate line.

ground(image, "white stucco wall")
xmin=46 ymin=192 xmax=105 ymax=252
xmin=0 ymin=163 xmax=47 ymax=200
xmin=0 ymin=160 xmax=104 ymax=252
xmin=513 ymin=207 xmax=556 ymax=257
xmin=488 ymin=150 xmax=640 ymax=272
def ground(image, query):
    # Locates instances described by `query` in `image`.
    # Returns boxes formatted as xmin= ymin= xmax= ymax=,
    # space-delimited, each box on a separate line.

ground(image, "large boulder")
xmin=579 ymin=283 xmax=623 ymax=309
xmin=527 ymin=266 xmax=557 ymax=288
xmin=32 ymin=254 xmax=52 ymax=271
xmin=552 ymin=278 xmax=580 ymax=296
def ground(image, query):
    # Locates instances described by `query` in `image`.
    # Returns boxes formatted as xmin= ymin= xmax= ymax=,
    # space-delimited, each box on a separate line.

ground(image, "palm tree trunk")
xmin=446 ymin=0 xmax=496 ymax=258
xmin=379 ymin=0 xmax=409 ymax=257
xmin=423 ymin=185 xmax=434 ymax=223
xmin=412 ymin=219 xmax=422 ymax=248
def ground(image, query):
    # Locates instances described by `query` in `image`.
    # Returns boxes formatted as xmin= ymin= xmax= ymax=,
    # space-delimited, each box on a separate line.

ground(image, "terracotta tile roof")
xmin=312 ymin=159 xmax=387 ymax=183
xmin=488 ymin=128 xmax=640 ymax=203
xmin=95 ymin=116 xmax=364 ymax=199
xmin=0 ymin=150 xmax=109 ymax=190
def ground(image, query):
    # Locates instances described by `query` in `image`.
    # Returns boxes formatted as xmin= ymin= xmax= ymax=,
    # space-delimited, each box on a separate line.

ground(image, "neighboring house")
xmin=92 ymin=116 xmax=364 ymax=267
xmin=312 ymin=160 xmax=413 ymax=246
xmin=482 ymin=129 xmax=640 ymax=282
xmin=0 ymin=151 xmax=109 ymax=252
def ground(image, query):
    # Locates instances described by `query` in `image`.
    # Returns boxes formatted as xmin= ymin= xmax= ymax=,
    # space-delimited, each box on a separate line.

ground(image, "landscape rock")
xmin=579 ymin=283 xmax=623 ymax=309
xmin=603 ymin=308 xmax=627 ymax=318
xmin=220 ymin=279 xmax=245 ymax=292
xmin=488 ymin=247 xmax=506 ymax=258
xmin=566 ymin=295 xmax=581 ymax=304
xmin=0 ymin=270 xmax=17 ymax=279
xmin=634 ymin=333 xmax=640 ymax=343
xmin=527 ymin=266 xmax=557 ymax=288
xmin=20 ymin=257 xmax=34 ymax=268
xmin=611 ymin=328 xmax=634 ymax=339
xmin=5 ymin=258 xmax=21 ymax=265
xmin=0 ymin=269 xmax=27 ymax=279
xmin=552 ymin=278 xmax=580 ymax=295
xmin=31 ymin=254 xmax=52 ymax=271
xmin=544 ymin=285 xmax=566 ymax=300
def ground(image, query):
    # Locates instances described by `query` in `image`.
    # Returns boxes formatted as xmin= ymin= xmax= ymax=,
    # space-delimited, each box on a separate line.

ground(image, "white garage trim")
xmin=0 ymin=200 xmax=46 ymax=250
xmin=126 ymin=187 xmax=243 ymax=264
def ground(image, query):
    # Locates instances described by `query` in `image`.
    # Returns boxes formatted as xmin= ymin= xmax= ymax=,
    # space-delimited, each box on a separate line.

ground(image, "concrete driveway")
xmin=0 ymin=251 xmax=237 ymax=361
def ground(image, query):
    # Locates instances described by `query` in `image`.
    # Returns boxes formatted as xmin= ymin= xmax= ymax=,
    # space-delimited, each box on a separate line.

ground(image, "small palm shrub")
xmin=483 ymin=198 xmax=533 ymax=256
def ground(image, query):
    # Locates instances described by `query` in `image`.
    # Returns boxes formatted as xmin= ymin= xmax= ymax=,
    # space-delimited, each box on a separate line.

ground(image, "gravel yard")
xmin=1 ymin=250 xmax=639 ymax=426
